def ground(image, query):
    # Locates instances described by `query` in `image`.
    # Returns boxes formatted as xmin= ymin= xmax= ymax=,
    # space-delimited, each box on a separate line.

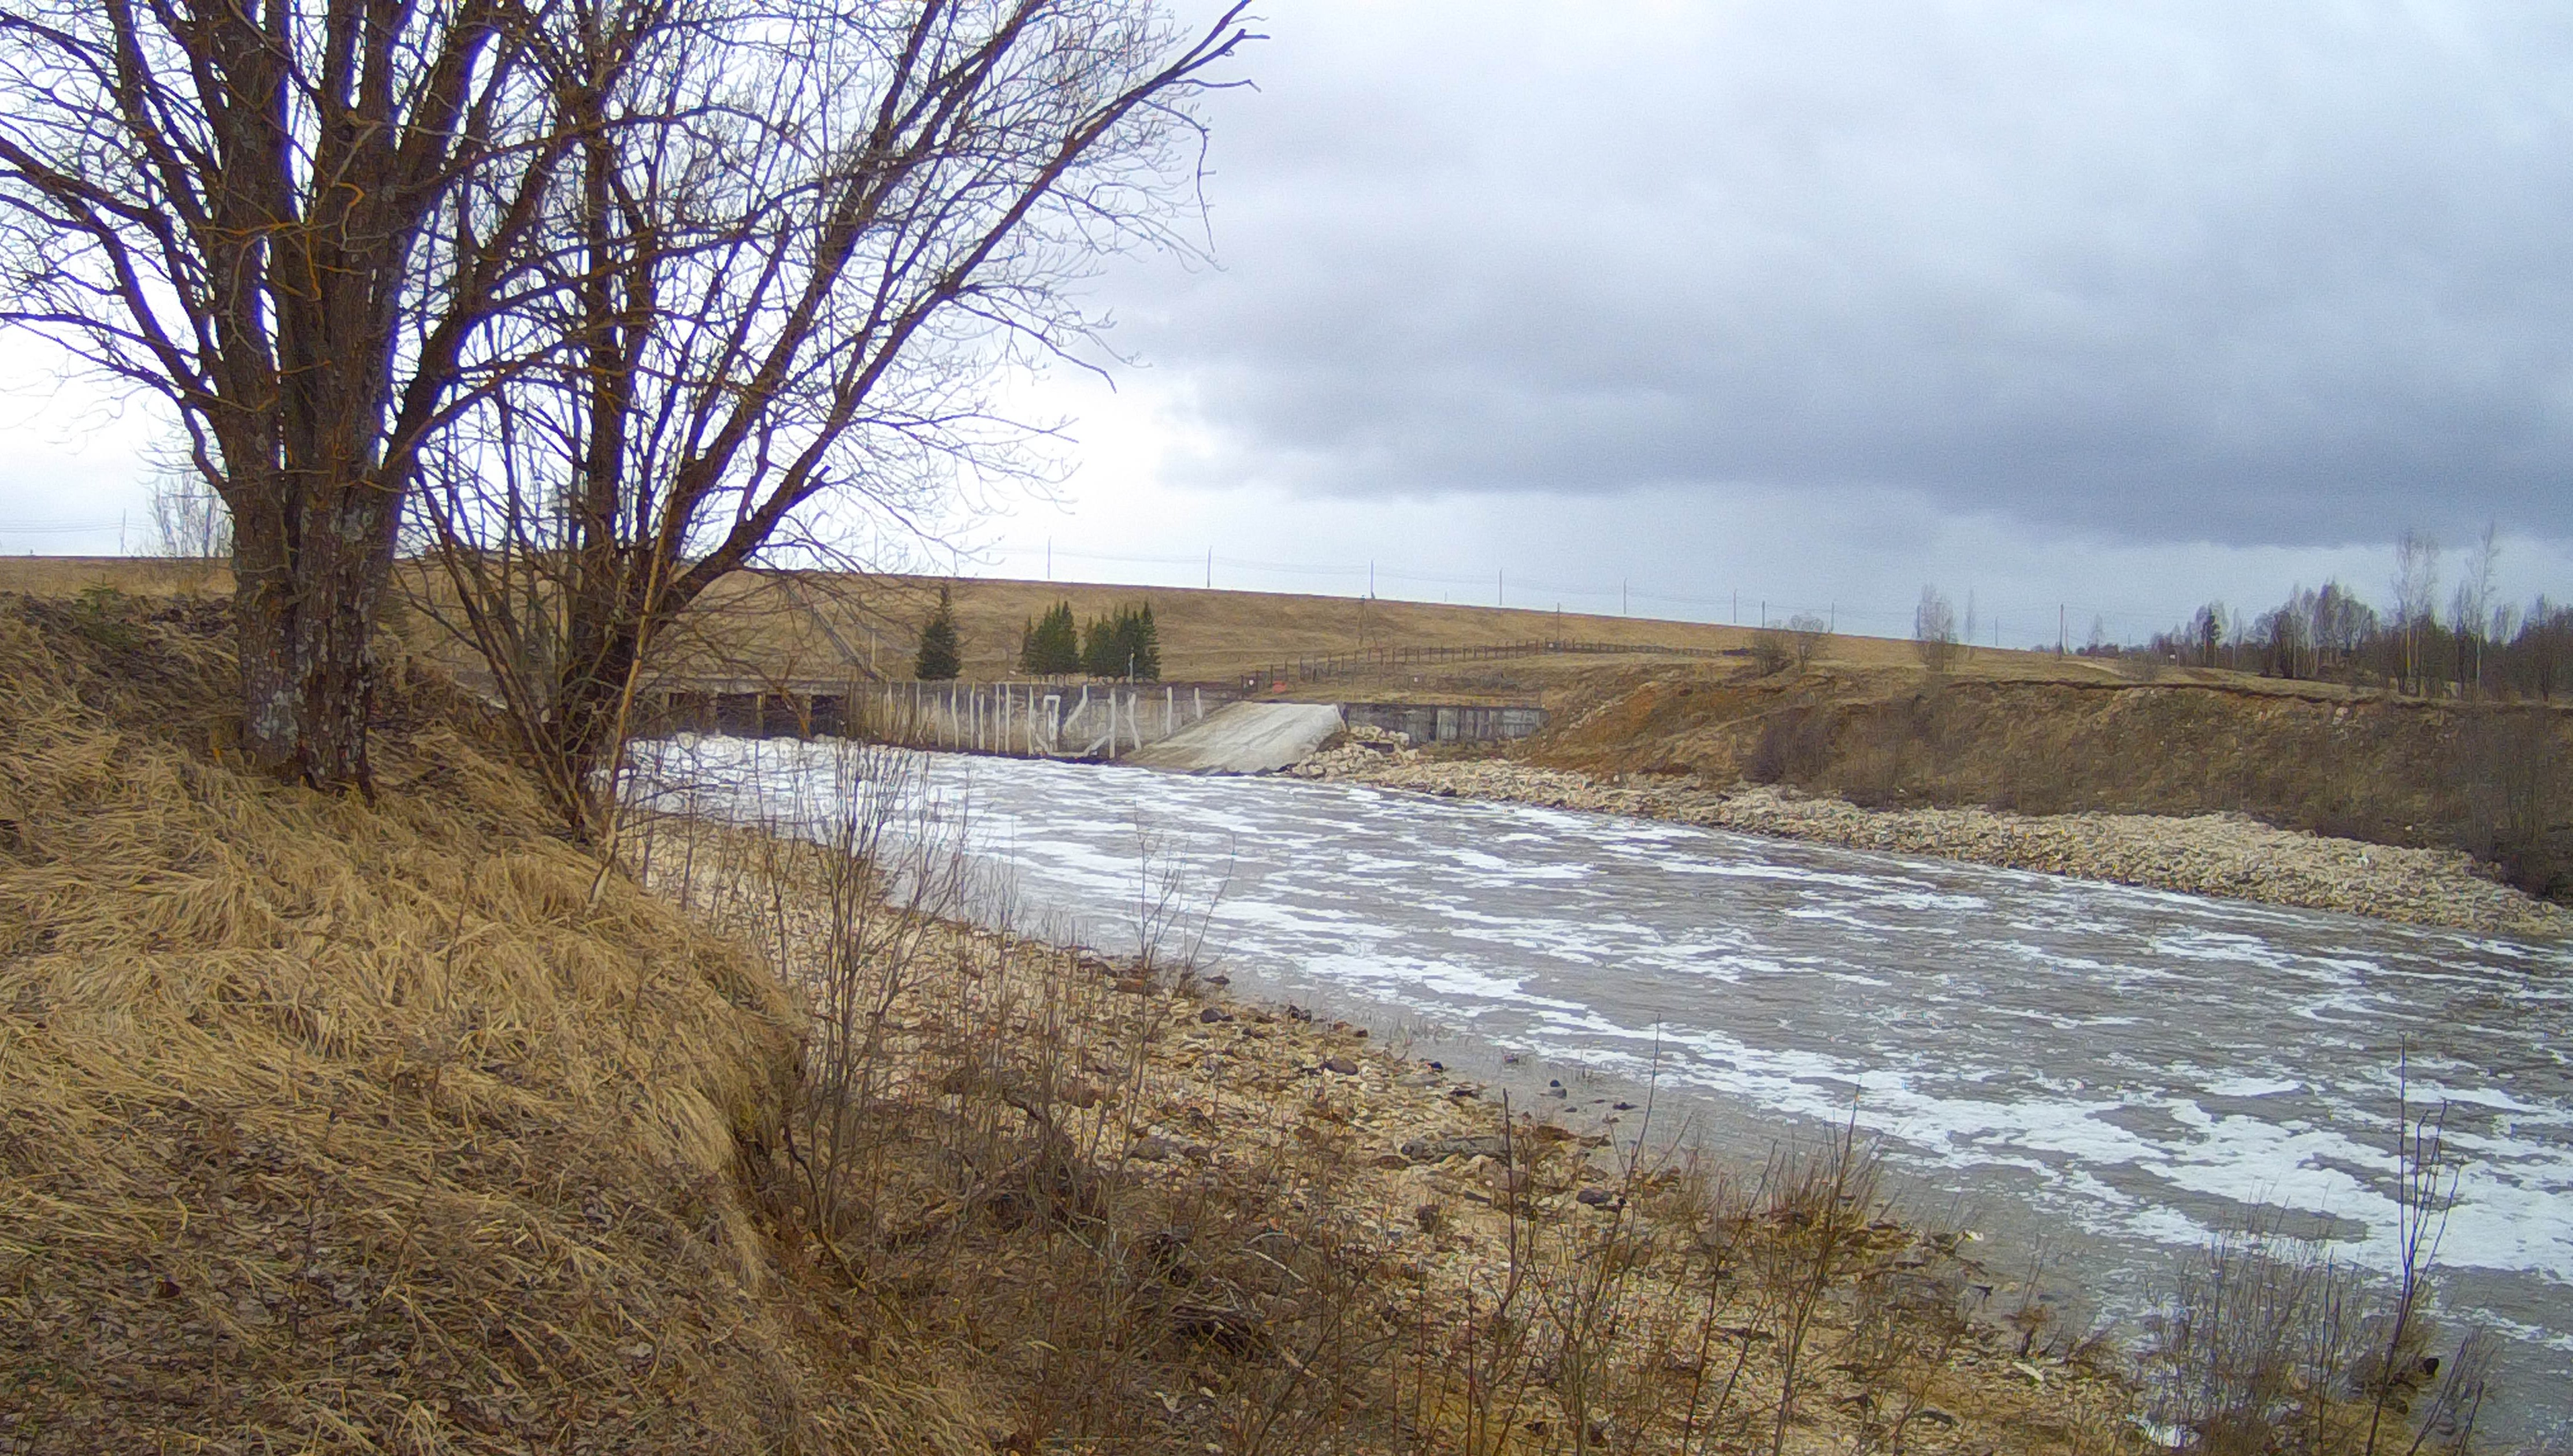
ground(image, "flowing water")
xmin=654 ymin=738 xmax=2573 ymax=1438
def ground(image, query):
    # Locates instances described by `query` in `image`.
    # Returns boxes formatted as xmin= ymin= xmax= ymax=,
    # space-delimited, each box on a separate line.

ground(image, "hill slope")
xmin=0 ymin=592 xmax=982 ymax=1451
xmin=1517 ymin=660 xmax=2573 ymax=903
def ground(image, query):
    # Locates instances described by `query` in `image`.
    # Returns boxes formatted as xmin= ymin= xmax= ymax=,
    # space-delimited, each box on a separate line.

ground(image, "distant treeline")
xmin=2090 ymin=530 xmax=2573 ymax=700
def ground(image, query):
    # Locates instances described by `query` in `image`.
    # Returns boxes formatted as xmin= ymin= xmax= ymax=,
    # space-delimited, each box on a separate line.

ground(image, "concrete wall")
xmin=1341 ymin=701 xmax=1547 ymax=744
xmin=640 ymin=681 xmax=1241 ymax=760
xmin=640 ymin=685 xmax=1543 ymax=756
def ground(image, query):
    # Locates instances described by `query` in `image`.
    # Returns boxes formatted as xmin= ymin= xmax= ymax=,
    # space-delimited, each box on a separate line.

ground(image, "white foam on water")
xmin=2203 ymin=1076 xmax=2303 ymax=1097
xmin=658 ymin=741 xmax=2573 ymax=1429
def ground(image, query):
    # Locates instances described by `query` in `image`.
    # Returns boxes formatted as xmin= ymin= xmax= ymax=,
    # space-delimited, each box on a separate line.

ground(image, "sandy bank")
xmin=1292 ymin=741 xmax=2572 ymax=939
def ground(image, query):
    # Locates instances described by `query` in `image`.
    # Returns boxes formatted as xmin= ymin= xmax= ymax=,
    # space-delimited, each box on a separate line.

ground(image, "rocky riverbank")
xmin=1292 ymin=738 xmax=2572 ymax=938
xmin=644 ymin=813 xmax=2133 ymax=1456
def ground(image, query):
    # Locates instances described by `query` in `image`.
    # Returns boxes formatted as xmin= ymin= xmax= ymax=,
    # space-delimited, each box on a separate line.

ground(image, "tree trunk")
xmin=542 ymin=603 xmax=655 ymax=837
xmin=228 ymin=478 xmax=402 ymax=792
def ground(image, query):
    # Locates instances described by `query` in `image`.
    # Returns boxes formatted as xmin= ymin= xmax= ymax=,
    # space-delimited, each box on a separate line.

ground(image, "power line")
xmin=0 ymin=518 xmax=124 ymax=535
xmin=966 ymin=540 xmax=2408 ymax=646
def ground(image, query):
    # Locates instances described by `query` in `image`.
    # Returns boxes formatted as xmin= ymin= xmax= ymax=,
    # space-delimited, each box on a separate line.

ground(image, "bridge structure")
xmin=633 ymin=675 xmax=1553 ymax=764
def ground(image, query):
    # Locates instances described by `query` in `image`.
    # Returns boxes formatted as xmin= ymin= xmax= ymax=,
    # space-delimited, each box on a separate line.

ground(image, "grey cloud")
xmin=1113 ymin=0 xmax=2573 ymax=547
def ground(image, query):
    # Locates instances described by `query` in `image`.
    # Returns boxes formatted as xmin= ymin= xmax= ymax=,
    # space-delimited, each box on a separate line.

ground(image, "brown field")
xmin=1 ymin=554 xmax=2300 ymax=699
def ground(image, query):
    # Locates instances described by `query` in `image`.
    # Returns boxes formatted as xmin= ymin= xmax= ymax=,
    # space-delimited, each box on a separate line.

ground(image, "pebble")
xmin=1400 ymin=1133 xmax=1512 ymax=1162
xmin=1295 ymin=751 xmax=2570 ymax=937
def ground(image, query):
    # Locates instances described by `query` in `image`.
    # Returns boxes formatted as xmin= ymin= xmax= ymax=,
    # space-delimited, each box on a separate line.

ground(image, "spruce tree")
xmin=1039 ymin=602 xmax=1079 ymax=674
xmin=1122 ymin=601 xmax=1161 ymax=680
xmin=1081 ymin=613 xmax=1118 ymax=677
xmin=1019 ymin=601 xmax=1079 ymax=675
xmin=915 ymin=585 xmax=963 ymax=680
xmin=1072 ymin=601 xmax=1162 ymax=679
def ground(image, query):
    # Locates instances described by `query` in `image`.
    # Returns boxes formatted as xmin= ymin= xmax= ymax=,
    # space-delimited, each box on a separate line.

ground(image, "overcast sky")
xmin=7 ymin=1 xmax=2573 ymax=642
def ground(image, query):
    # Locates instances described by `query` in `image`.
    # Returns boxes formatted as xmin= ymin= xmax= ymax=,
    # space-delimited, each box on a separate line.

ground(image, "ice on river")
xmin=645 ymin=737 xmax=2573 ymax=1430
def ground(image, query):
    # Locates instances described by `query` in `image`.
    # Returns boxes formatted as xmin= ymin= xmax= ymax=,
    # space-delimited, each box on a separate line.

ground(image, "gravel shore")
xmin=1292 ymin=741 xmax=2572 ymax=939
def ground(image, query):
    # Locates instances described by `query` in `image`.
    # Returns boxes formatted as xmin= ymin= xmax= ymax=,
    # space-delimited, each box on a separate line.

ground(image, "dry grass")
xmin=0 ymin=590 xmax=986 ymax=1453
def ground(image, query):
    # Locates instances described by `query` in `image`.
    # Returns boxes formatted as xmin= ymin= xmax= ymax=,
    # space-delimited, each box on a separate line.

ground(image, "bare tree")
xmin=2189 ymin=601 xmax=2226 ymax=669
xmin=413 ymin=0 xmax=1257 ymax=835
xmin=144 ymin=453 xmax=231 ymax=564
xmin=1913 ymin=586 xmax=1958 ymax=674
xmin=0 ymin=0 xmax=594 ymax=789
xmin=2256 ymin=590 xmax=2313 ymax=680
xmin=2450 ymin=523 xmax=2498 ymax=698
xmin=2393 ymin=529 xmax=2441 ymax=696
xmin=1784 ymin=611 xmax=1827 ymax=669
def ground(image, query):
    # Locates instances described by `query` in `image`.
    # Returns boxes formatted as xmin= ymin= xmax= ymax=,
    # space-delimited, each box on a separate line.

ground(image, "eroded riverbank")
xmin=1291 ymin=740 xmax=2572 ymax=938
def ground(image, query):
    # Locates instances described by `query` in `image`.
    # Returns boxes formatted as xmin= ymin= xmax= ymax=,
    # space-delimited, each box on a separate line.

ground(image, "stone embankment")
xmin=1293 ymin=737 xmax=2572 ymax=938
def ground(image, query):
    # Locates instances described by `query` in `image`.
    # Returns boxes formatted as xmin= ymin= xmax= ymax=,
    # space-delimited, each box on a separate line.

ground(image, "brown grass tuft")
xmin=0 ymin=592 xmax=983 ymax=1453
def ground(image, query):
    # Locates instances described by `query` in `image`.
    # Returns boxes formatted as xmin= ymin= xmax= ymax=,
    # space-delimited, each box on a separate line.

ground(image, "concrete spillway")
xmin=1120 ymin=701 xmax=1346 ymax=774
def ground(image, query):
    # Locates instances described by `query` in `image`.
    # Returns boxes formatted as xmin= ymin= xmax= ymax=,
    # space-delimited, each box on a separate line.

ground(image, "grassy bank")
xmin=0 ymin=592 xmax=2508 ymax=1453
xmin=1518 ymin=663 xmax=2573 ymax=907
xmin=0 ymin=592 xmax=911 ymax=1448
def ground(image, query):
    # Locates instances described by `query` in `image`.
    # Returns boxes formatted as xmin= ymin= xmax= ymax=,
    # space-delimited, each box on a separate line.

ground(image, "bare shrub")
xmin=1753 ymin=1110 xmax=1884 ymax=1455
xmin=1786 ymin=612 xmax=1829 ymax=668
xmin=1749 ymin=625 xmax=1795 ymax=675
xmin=782 ymin=744 xmax=982 ymax=1252
xmin=1748 ymin=707 xmax=1834 ymax=786
xmin=2457 ymin=708 xmax=2570 ymax=898
xmin=2141 ymin=1054 xmax=2496 ymax=1456
xmin=1748 ymin=614 xmax=1831 ymax=675
xmin=1832 ymin=710 xmax=1917 ymax=808
xmin=2141 ymin=1219 xmax=2360 ymax=1456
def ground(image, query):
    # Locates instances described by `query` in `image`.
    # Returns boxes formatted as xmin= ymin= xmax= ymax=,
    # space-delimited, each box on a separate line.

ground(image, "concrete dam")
xmin=640 ymin=679 xmax=1547 ymax=773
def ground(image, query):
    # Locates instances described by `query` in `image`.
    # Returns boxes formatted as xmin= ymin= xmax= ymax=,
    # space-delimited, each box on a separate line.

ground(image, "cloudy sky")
xmin=6 ymin=1 xmax=2572 ymax=644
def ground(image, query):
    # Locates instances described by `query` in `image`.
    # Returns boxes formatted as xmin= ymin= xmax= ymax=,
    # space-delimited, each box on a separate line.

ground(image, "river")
xmin=650 ymin=737 xmax=2573 ymax=1439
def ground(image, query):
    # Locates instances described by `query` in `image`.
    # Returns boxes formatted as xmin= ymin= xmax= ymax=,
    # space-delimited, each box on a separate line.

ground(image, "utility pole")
xmin=1732 ymin=590 xmax=1737 ymax=625
xmin=2059 ymin=604 xmax=2067 ymax=655
xmin=1498 ymin=567 xmax=1503 ymax=607
xmin=1045 ymin=537 xmax=1051 ymax=580
xmin=1369 ymin=560 xmax=1375 ymax=597
xmin=1205 ymin=548 xmax=1212 ymax=590
xmin=1622 ymin=579 xmax=1628 ymax=616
